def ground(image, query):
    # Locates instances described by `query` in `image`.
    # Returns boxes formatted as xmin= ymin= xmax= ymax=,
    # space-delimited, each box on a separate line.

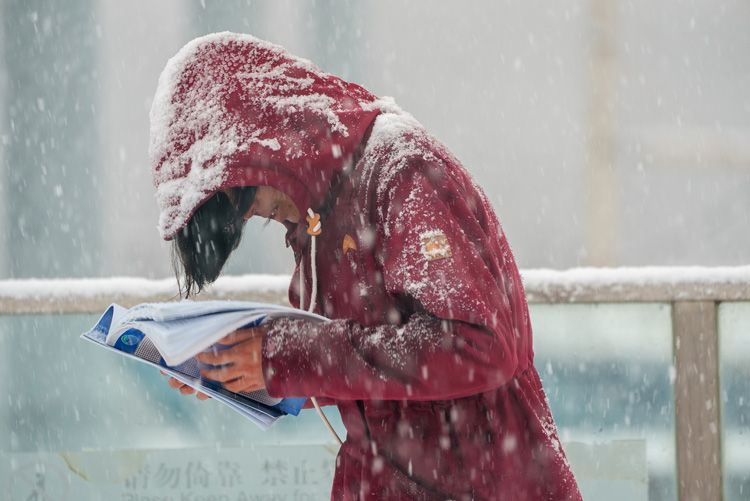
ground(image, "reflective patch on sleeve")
xmin=420 ymin=230 xmax=452 ymax=261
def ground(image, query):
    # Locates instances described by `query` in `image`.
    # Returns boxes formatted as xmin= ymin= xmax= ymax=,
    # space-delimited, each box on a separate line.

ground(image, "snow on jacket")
xmin=151 ymin=32 xmax=582 ymax=501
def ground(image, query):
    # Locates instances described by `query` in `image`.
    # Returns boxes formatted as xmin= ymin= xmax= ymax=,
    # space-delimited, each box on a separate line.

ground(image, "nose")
xmin=243 ymin=202 xmax=256 ymax=221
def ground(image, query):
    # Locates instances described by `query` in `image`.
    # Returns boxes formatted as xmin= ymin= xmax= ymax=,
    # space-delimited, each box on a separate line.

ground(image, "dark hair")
xmin=172 ymin=186 xmax=256 ymax=297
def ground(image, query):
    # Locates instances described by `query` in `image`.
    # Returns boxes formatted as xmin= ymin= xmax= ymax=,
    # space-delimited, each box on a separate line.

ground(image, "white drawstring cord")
xmin=299 ymin=260 xmax=305 ymax=313
xmin=303 ymin=207 xmax=321 ymax=316
xmin=309 ymin=237 xmax=318 ymax=314
xmin=300 ymin=208 xmax=343 ymax=446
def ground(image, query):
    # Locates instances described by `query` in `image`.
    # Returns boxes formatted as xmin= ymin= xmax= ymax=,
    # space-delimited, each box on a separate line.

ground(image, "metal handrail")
xmin=1 ymin=266 xmax=749 ymax=314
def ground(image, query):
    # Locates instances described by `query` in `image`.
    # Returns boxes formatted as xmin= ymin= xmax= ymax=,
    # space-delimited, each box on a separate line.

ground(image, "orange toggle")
xmin=342 ymin=234 xmax=357 ymax=254
xmin=306 ymin=211 xmax=322 ymax=236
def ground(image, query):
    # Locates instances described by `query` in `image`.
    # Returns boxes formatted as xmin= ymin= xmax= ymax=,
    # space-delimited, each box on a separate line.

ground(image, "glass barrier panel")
xmin=719 ymin=302 xmax=750 ymax=501
xmin=0 ymin=314 xmax=343 ymax=500
xmin=1 ymin=305 xmax=680 ymax=500
xmin=530 ymin=303 xmax=676 ymax=501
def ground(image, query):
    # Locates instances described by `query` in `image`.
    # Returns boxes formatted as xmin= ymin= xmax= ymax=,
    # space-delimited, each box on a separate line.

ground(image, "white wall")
xmin=96 ymin=0 xmax=190 ymax=279
xmin=0 ymin=0 xmax=7 ymax=276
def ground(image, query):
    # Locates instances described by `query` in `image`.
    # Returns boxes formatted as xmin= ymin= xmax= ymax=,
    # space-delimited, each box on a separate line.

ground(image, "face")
xmin=234 ymin=185 xmax=300 ymax=224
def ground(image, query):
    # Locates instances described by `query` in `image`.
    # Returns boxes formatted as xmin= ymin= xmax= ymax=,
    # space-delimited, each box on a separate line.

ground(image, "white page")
xmin=120 ymin=300 xmax=290 ymax=323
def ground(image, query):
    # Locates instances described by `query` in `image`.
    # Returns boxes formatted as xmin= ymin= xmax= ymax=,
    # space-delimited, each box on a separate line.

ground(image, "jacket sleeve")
xmin=262 ymin=163 xmax=523 ymax=401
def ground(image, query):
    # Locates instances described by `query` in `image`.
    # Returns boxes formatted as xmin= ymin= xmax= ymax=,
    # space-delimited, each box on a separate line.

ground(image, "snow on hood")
xmin=150 ymin=32 xmax=382 ymax=240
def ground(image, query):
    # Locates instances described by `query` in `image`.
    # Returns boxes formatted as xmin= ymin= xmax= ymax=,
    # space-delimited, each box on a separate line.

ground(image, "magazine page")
xmin=120 ymin=300 xmax=289 ymax=323
xmin=106 ymin=310 xmax=269 ymax=366
xmin=81 ymin=301 xmax=315 ymax=428
xmin=87 ymin=304 xmax=128 ymax=344
xmin=80 ymin=333 xmax=281 ymax=431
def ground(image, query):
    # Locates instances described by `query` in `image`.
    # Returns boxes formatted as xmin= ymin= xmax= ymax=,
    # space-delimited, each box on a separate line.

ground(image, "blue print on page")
xmin=114 ymin=328 xmax=145 ymax=354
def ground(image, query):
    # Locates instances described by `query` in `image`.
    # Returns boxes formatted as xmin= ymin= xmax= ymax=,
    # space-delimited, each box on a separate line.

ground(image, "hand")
xmin=195 ymin=326 xmax=266 ymax=394
xmin=160 ymin=370 xmax=210 ymax=401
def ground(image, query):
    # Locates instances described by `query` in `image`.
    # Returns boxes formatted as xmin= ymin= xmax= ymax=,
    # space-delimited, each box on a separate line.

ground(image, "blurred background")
xmin=0 ymin=0 xmax=748 ymax=279
xmin=0 ymin=1 xmax=748 ymax=500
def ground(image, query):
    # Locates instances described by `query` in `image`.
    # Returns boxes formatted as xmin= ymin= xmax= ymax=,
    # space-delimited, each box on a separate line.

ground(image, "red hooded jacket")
xmin=151 ymin=33 xmax=582 ymax=501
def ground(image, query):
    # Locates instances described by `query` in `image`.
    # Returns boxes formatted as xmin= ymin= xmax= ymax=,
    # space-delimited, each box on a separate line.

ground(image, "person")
xmin=150 ymin=32 xmax=582 ymax=501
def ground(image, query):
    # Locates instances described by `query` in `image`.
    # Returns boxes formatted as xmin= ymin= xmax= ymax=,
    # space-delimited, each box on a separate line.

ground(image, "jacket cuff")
xmin=261 ymin=317 xmax=314 ymax=398
xmin=262 ymin=317 xmax=352 ymax=399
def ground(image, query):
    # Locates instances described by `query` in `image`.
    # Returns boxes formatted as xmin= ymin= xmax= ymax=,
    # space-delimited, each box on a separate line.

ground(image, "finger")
xmin=201 ymin=365 xmax=243 ymax=383
xmin=224 ymin=376 xmax=265 ymax=394
xmin=168 ymin=377 xmax=184 ymax=389
xmin=248 ymin=348 xmax=260 ymax=364
xmin=197 ymin=333 xmax=263 ymax=364
xmin=179 ymin=385 xmax=196 ymax=395
xmin=203 ymin=345 xmax=259 ymax=364
xmin=219 ymin=327 xmax=264 ymax=345
xmin=196 ymin=392 xmax=211 ymax=401
xmin=195 ymin=350 xmax=236 ymax=365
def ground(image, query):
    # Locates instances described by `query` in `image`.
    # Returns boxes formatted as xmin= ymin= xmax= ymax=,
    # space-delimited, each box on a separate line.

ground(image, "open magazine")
xmin=81 ymin=300 xmax=328 ymax=430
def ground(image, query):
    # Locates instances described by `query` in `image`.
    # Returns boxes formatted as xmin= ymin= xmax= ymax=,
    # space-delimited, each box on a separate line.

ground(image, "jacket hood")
xmin=150 ymin=32 xmax=382 ymax=240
